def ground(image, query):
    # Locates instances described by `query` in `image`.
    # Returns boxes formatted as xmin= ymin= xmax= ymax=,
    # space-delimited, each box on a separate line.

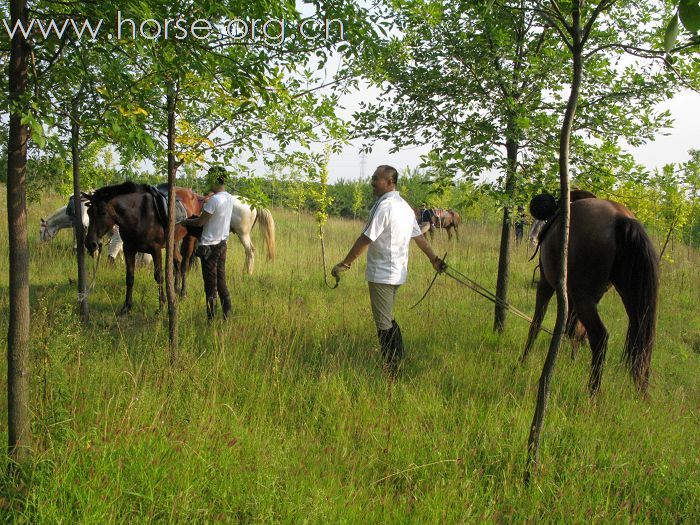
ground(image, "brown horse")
xmin=521 ymin=196 xmax=659 ymax=395
xmin=83 ymin=182 xmax=202 ymax=314
xmin=430 ymin=208 xmax=461 ymax=240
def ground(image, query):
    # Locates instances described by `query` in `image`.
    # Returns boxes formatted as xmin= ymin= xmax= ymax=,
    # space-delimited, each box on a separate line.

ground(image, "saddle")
xmin=528 ymin=190 xmax=598 ymax=261
xmin=148 ymin=184 xmax=188 ymax=230
xmin=66 ymin=195 xmax=88 ymax=218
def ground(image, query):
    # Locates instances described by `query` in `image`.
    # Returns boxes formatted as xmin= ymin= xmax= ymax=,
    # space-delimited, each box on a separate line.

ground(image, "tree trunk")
xmin=6 ymin=0 xmax=32 ymax=472
xmin=166 ymin=86 xmax=179 ymax=364
xmin=71 ymin=99 xmax=89 ymax=323
xmin=493 ymin=137 xmax=518 ymax=331
xmin=526 ymin=3 xmax=583 ymax=481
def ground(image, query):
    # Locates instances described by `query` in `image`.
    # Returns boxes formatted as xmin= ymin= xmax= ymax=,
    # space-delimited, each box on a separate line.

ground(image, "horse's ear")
xmin=41 ymin=218 xmax=46 ymax=225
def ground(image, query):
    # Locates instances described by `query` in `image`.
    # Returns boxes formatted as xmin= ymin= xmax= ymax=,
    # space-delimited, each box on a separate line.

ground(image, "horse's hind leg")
xmin=179 ymin=235 xmax=197 ymax=297
xmin=454 ymin=224 xmax=459 ymax=241
xmin=151 ymin=249 xmax=165 ymax=311
xmin=120 ymin=248 xmax=137 ymax=315
xmin=521 ymin=278 xmax=555 ymax=363
xmin=239 ymin=232 xmax=256 ymax=275
xmin=566 ymin=309 xmax=587 ymax=360
xmin=573 ymin=296 xmax=609 ymax=395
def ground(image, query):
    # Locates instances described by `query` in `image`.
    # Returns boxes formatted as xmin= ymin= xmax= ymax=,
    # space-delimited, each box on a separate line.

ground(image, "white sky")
xmin=324 ymin=88 xmax=700 ymax=183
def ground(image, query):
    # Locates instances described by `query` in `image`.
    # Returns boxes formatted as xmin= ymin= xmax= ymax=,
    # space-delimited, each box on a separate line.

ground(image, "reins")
xmin=409 ymin=252 xmax=447 ymax=310
xmin=411 ymin=253 xmax=553 ymax=335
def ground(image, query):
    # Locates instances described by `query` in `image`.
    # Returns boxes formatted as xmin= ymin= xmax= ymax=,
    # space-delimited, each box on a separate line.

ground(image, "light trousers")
xmin=368 ymin=281 xmax=400 ymax=331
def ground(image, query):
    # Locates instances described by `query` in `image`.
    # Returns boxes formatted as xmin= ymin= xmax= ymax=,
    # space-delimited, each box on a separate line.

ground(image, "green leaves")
xmin=665 ymin=13 xmax=681 ymax=53
xmin=679 ymin=0 xmax=700 ymax=33
xmin=20 ymin=112 xmax=47 ymax=148
xmin=666 ymin=0 xmax=700 ymax=53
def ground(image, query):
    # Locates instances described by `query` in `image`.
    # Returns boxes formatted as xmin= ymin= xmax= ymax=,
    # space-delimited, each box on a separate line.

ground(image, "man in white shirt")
xmin=332 ymin=165 xmax=447 ymax=375
xmin=182 ymin=168 xmax=235 ymax=319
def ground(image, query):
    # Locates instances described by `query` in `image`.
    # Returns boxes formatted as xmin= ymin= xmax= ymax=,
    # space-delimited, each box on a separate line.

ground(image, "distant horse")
xmin=83 ymin=182 xmax=202 ymax=314
xmin=429 ymin=208 xmax=461 ymax=240
xmin=521 ymin=194 xmax=659 ymax=395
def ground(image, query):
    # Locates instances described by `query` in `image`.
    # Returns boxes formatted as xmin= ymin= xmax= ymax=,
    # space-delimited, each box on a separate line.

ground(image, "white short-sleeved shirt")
xmin=363 ymin=191 xmax=422 ymax=285
xmin=200 ymin=191 xmax=234 ymax=246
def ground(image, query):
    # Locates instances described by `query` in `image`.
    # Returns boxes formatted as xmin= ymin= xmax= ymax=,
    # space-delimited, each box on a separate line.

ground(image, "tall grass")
xmin=1 ymin=190 xmax=699 ymax=523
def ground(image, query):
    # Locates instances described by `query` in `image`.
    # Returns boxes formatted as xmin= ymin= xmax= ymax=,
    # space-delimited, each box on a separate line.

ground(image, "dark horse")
xmin=429 ymin=208 xmax=461 ymax=241
xmin=521 ymin=194 xmax=659 ymax=395
xmin=83 ymin=182 xmax=202 ymax=314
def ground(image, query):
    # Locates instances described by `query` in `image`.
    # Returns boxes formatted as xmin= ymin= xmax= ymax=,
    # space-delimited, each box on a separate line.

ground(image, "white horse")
xmin=108 ymin=225 xmax=153 ymax=266
xmin=227 ymin=195 xmax=276 ymax=274
xmin=40 ymin=200 xmax=89 ymax=242
xmin=528 ymin=219 xmax=545 ymax=246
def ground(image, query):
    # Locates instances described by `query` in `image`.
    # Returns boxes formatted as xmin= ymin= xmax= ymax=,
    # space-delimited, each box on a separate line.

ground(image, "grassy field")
xmin=1 ymin=189 xmax=699 ymax=523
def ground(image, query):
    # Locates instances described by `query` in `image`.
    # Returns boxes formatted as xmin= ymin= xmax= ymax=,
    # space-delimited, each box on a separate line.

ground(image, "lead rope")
xmin=320 ymin=224 xmax=339 ymax=289
xmin=411 ymin=258 xmax=553 ymax=335
xmin=409 ymin=252 xmax=447 ymax=310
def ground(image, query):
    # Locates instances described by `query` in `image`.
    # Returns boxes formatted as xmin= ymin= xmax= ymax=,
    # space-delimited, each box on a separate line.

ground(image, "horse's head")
xmin=39 ymin=218 xmax=52 ymax=242
xmin=83 ymin=192 xmax=115 ymax=256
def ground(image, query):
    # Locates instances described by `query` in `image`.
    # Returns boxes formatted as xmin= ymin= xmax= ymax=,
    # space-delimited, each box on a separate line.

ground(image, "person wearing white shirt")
xmin=182 ymin=169 xmax=235 ymax=320
xmin=332 ymin=165 xmax=447 ymax=375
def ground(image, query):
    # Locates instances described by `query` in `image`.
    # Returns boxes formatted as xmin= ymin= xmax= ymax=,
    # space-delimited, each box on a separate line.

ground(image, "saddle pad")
xmin=150 ymin=184 xmax=188 ymax=227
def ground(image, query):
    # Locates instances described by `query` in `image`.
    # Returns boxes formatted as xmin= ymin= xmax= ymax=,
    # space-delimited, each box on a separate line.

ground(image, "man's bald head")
xmin=371 ymin=165 xmax=399 ymax=197
xmin=374 ymin=165 xmax=399 ymax=185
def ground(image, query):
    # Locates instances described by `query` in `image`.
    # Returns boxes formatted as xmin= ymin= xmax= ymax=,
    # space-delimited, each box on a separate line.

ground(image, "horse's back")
xmin=540 ymin=199 xmax=636 ymax=296
xmin=229 ymin=195 xmax=257 ymax=235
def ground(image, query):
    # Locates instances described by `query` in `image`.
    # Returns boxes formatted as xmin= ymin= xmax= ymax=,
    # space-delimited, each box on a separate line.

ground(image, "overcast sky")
xmin=323 ymin=87 xmax=700 ymax=184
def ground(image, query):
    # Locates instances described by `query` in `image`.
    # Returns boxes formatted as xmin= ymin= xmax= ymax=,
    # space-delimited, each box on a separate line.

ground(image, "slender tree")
xmin=6 ymin=0 xmax=32 ymax=472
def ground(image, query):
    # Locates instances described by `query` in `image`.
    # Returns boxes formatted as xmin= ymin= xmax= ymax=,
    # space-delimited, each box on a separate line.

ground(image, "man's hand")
xmin=331 ymin=262 xmax=350 ymax=280
xmin=431 ymin=255 xmax=447 ymax=273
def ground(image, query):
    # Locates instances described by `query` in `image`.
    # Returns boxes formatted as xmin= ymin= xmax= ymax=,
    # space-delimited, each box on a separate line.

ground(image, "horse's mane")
xmin=89 ymin=181 xmax=151 ymax=202
xmin=46 ymin=205 xmax=68 ymax=223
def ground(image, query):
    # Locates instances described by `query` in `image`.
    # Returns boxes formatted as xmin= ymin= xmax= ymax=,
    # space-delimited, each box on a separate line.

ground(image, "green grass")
xmin=1 ymin=190 xmax=699 ymax=523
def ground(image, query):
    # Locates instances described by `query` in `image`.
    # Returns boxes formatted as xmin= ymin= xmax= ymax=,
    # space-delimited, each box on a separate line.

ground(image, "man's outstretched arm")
xmin=332 ymin=234 xmax=372 ymax=278
xmin=412 ymin=234 xmax=447 ymax=272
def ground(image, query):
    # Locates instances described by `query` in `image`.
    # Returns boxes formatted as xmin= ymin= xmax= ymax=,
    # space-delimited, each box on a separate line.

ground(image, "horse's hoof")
xmin=119 ymin=305 xmax=131 ymax=316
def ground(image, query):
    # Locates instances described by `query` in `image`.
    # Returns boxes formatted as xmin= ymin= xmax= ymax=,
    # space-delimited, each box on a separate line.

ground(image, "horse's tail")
xmin=255 ymin=208 xmax=276 ymax=260
xmin=613 ymin=217 xmax=659 ymax=393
